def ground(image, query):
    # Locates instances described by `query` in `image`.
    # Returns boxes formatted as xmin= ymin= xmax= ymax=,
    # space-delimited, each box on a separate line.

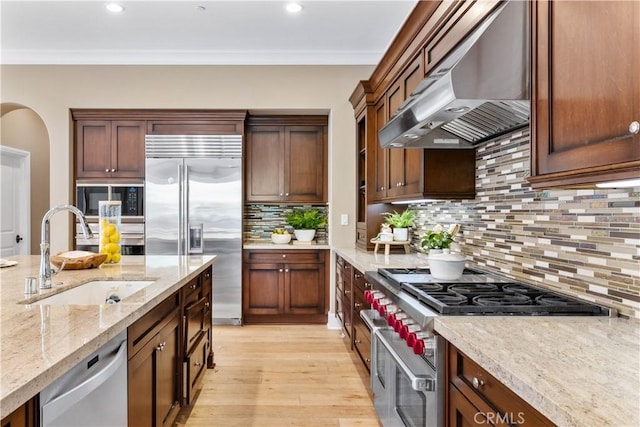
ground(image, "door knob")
xmin=16 ymin=234 xmax=23 ymax=243
xmin=630 ymin=121 xmax=639 ymax=135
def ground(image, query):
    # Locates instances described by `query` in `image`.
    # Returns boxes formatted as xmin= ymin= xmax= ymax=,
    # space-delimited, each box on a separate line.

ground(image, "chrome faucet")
xmin=39 ymin=205 xmax=93 ymax=289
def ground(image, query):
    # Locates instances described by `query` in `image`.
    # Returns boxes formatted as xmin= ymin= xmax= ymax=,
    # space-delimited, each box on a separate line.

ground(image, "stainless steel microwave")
xmin=76 ymin=182 xmax=144 ymax=218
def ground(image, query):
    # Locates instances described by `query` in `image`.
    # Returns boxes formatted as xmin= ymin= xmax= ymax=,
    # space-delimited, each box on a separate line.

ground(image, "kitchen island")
xmin=0 ymin=254 xmax=215 ymax=419
xmin=334 ymin=247 xmax=640 ymax=427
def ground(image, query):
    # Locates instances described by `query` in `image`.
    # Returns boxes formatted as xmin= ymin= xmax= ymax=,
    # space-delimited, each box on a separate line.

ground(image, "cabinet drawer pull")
xmin=365 ymin=283 xmax=371 ymax=288
xmin=365 ymin=358 xmax=371 ymax=363
xmin=282 ymin=254 xmax=286 ymax=258
xmin=279 ymin=268 xmax=283 ymax=273
xmin=354 ymin=339 xmax=361 ymax=344
xmin=190 ymin=283 xmax=197 ymax=290
xmin=280 ymin=193 xmax=284 ymax=196
xmin=472 ymin=377 xmax=484 ymax=389
xmin=205 ymin=301 xmax=210 ymax=308
xmin=285 ymin=268 xmax=289 ymax=273
xmin=105 ymin=169 xmax=109 ymax=173
xmin=285 ymin=192 xmax=289 ymax=196
xmin=354 ymin=302 xmax=362 ymax=308
xmin=354 ymin=273 xmax=361 ymax=279
xmin=345 ymin=290 xmax=351 ymax=294
xmin=345 ymin=322 xmax=351 ymax=327
xmin=630 ymin=121 xmax=639 ymax=134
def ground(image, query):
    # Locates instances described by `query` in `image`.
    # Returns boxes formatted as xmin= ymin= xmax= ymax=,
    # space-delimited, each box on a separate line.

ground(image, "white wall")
xmin=1 ymin=64 xmax=372 ymax=252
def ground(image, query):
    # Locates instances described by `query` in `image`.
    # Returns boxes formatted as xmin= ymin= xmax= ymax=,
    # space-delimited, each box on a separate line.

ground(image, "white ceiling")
xmin=0 ymin=0 xmax=418 ymax=65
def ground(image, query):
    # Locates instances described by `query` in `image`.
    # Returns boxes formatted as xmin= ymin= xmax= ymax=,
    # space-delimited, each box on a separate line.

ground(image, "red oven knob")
xmin=406 ymin=332 xmax=417 ymax=347
xmin=372 ymin=299 xmax=380 ymax=310
xmin=413 ymin=338 xmax=425 ymax=355
xmin=377 ymin=304 xmax=387 ymax=316
xmin=386 ymin=313 xmax=396 ymax=327
xmin=364 ymin=290 xmax=372 ymax=303
xmin=400 ymin=324 xmax=421 ymax=340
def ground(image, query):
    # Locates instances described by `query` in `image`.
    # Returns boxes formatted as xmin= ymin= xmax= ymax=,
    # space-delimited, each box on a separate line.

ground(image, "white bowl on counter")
xmin=428 ymin=250 xmax=466 ymax=280
xmin=271 ymin=233 xmax=292 ymax=244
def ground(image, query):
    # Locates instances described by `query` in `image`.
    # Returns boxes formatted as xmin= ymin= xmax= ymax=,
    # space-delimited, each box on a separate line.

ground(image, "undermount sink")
xmin=32 ymin=280 xmax=156 ymax=305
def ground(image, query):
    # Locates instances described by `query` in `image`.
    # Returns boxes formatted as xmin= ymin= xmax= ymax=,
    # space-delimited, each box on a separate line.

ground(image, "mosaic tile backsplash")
xmin=244 ymin=204 xmax=328 ymax=244
xmin=409 ymin=129 xmax=640 ymax=319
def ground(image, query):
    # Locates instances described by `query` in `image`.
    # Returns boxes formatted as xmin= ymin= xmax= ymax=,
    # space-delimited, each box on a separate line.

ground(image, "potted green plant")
xmin=420 ymin=224 xmax=460 ymax=252
xmin=285 ymin=208 xmax=327 ymax=242
xmin=381 ymin=209 xmax=416 ymax=241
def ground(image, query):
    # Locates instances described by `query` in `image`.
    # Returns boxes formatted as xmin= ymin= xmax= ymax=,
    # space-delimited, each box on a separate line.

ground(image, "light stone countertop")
xmin=243 ymin=241 xmax=331 ymax=250
xmin=0 ymin=254 xmax=215 ymax=418
xmin=333 ymin=246 xmax=640 ymax=427
xmin=435 ymin=316 xmax=640 ymax=427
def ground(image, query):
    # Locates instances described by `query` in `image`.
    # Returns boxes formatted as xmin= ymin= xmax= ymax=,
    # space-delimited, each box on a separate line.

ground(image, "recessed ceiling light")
xmin=106 ymin=3 xmax=124 ymax=13
xmin=285 ymin=2 xmax=303 ymax=14
xmin=196 ymin=5 xmax=206 ymax=12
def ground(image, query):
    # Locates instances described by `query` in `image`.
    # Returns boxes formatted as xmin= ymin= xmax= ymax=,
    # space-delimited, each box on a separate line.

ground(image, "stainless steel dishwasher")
xmin=40 ymin=330 xmax=127 ymax=427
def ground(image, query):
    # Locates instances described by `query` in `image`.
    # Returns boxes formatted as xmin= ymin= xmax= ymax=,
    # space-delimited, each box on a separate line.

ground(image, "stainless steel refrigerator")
xmin=145 ymin=135 xmax=242 ymax=325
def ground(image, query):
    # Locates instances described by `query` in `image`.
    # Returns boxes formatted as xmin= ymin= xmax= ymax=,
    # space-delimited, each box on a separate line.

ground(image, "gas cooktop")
xmin=377 ymin=267 xmax=610 ymax=316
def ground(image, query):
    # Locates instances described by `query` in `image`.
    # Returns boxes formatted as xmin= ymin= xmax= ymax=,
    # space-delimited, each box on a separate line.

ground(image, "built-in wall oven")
xmin=75 ymin=182 xmax=145 ymax=254
xmin=360 ymin=267 xmax=612 ymax=427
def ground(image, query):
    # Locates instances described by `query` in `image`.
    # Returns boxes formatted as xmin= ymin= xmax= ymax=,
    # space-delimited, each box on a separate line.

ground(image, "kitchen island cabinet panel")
xmin=243 ymin=250 xmax=328 ymax=324
xmin=447 ymin=342 xmax=554 ymax=427
xmin=128 ymin=308 xmax=180 ymax=427
xmin=0 ymin=397 xmax=37 ymax=427
xmin=530 ymin=0 xmax=640 ymax=187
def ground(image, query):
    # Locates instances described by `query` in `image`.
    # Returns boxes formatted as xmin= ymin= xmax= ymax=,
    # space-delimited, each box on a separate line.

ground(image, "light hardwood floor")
xmin=175 ymin=325 xmax=380 ymax=427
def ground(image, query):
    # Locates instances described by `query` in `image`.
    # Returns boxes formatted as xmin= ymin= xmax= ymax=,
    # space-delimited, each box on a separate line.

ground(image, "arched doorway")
xmin=1 ymin=103 xmax=50 ymax=254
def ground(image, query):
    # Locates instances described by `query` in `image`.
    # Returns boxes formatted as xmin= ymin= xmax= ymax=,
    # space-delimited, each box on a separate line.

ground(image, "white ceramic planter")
xmin=393 ymin=228 xmax=408 ymax=241
xmin=428 ymin=250 xmax=466 ymax=280
xmin=379 ymin=232 xmax=394 ymax=242
xmin=293 ymin=229 xmax=316 ymax=242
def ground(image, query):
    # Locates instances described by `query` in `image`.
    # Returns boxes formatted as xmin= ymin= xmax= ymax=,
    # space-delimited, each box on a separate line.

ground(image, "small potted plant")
xmin=285 ymin=208 xmax=327 ymax=242
xmin=420 ymin=224 xmax=460 ymax=253
xmin=271 ymin=228 xmax=291 ymax=244
xmin=381 ymin=209 xmax=416 ymax=241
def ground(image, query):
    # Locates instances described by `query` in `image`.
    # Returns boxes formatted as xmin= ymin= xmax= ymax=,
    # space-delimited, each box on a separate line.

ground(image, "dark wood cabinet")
xmin=529 ymin=0 xmax=640 ymax=188
xmin=447 ymin=342 xmax=554 ymax=427
xmin=128 ymin=266 xmax=213 ymax=425
xmin=128 ymin=299 xmax=181 ymax=427
xmin=1 ymin=396 xmax=37 ymax=427
xmin=242 ymin=250 xmax=328 ymax=324
xmin=385 ymin=55 xmax=424 ymax=199
xmin=335 ymin=255 xmax=372 ymax=373
xmin=181 ymin=267 xmax=213 ymax=405
xmin=75 ymin=120 xmax=145 ymax=179
xmin=245 ymin=116 xmax=328 ymax=203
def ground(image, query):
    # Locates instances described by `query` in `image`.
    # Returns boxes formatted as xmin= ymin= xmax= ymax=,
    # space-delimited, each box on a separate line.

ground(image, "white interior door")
xmin=0 ymin=146 xmax=31 ymax=256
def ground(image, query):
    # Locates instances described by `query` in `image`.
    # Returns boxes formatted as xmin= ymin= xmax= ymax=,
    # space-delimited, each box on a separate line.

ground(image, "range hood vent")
xmin=379 ymin=0 xmax=530 ymax=149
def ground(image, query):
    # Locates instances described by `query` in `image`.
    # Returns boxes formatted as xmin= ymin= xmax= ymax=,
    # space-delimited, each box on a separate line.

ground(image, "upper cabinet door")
xmin=285 ymin=126 xmax=326 ymax=203
xmin=111 ymin=121 xmax=146 ymax=178
xmin=245 ymin=125 xmax=286 ymax=202
xmin=76 ymin=119 xmax=145 ymax=179
xmin=245 ymin=118 xmax=328 ymax=204
xmin=530 ymin=0 xmax=640 ymax=188
xmin=76 ymin=120 xmax=111 ymax=178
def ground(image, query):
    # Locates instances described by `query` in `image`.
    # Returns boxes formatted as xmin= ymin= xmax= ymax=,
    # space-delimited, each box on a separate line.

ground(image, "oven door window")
xmin=395 ymin=367 xmax=427 ymax=427
xmin=375 ymin=340 xmax=388 ymax=389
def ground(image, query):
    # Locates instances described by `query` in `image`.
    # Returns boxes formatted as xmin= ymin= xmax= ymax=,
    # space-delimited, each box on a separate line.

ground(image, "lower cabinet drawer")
xmin=184 ymin=331 xmax=209 ymax=405
xmin=353 ymin=319 xmax=371 ymax=372
xmin=184 ymin=297 xmax=206 ymax=353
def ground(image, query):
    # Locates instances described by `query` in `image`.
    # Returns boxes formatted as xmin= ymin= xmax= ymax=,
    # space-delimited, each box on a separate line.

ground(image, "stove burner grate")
xmin=535 ymin=295 xmax=586 ymax=306
xmin=404 ymin=282 xmax=444 ymax=292
xmin=473 ymin=293 xmax=532 ymax=306
xmin=447 ymin=283 xmax=498 ymax=294
xmin=429 ymin=292 xmax=468 ymax=306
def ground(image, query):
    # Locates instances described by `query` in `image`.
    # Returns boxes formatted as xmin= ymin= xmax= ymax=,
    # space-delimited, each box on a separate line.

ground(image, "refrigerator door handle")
xmin=179 ymin=162 xmax=186 ymax=255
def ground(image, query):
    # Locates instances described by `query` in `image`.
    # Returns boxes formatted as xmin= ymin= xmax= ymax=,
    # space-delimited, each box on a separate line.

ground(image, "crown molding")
xmin=0 ymin=49 xmax=384 ymax=65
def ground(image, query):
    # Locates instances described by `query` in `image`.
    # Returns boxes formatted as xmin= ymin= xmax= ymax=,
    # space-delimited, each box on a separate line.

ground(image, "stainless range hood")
xmin=379 ymin=0 xmax=530 ymax=149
